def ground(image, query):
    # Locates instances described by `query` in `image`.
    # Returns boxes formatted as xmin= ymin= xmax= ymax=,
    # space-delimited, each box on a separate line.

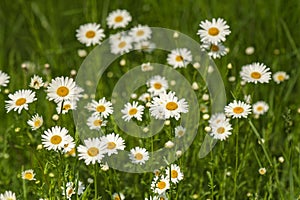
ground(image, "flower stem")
xmin=233 ymin=119 xmax=239 ymax=199
xmin=94 ymin=164 xmax=98 ymax=200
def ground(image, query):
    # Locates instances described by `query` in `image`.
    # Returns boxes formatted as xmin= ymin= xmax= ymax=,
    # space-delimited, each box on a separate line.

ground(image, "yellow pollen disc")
xmin=33 ymin=81 xmax=39 ymax=86
xmin=50 ymin=135 xmax=62 ymax=145
xmin=157 ymin=181 xmax=166 ymax=189
xmin=96 ymin=105 xmax=106 ymax=112
xmin=175 ymin=55 xmax=183 ymax=62
xmin=64 ymin=143 xmax=69 ymax=148
xmin=134 ymin=153 xmax=143 ymax=160
xmin=67 ymin=188 xmax=74 ymax=196
xmin=118 ymin=41 xmax=126 ymax=48
xmin=211 ymin=44 xmax=219 ymax=52
xmin=16 ymin=98 xmax=26 ymax=106
xmin=171 ymin=170 xmax=178 ymax=178
xmin=63 ymin=104 xmax=71 ymax=110
xmin=56 ymin=86 xmax=69 ymax=97
xmin=250 ymin=72 xmax=262 ymax=79
xmin=24 ymin=172 xmax=33 ymax=180
xmin=87 ymin=147 xmax=99 ymax=157
xmin=154 ymin=82 xmax=162 ymax=89
xmin=129 ymin=108 xmax=138 ymax=115
xmin=114 ymin=196 xmax=121 ymax=200
xmin=178 ymin=130 xmax=184 ymax=136
xmin=34 ymin=120 xmax=41 ymax=127
xmin=277 ymin=75 xmax=285 ymax=81
xmin=136 ymin=30 xmax=145 ymax=36
xmin=85 ymin=30 xmax=96 ymax=38
xmin=107 ymin=142 xmax=116 ymax=149
xmin=115 ymin=15 xmax=123 ymax=22
xmin=233 ymin=106 xmax=244 ymax=114
xmin=208 ymin=27 xmax=220 ymax=36
xmin=93 ymin=119 xmax=102 ymax=126
xmin=67 ymin=148 xmax=76 ymax=155
xmin=256 ymin=106 xmax=264 ymax=111
xmin=166 ymin=102 xmax=178 ymax=111
xmin=217 ymin=127 xmax=225 ymax=134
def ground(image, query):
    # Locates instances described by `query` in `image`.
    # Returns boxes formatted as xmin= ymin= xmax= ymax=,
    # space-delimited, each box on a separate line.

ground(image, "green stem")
xmin=22 ymin=166 xmax=28 ymax=200
xmin=233 ymin=119 xmax=239 ymax=199
xmin=94 ymin=164 xmax=98 ymax=200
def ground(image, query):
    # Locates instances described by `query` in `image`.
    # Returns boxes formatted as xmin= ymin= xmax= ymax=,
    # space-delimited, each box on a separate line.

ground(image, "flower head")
xmin=240 ymin=62 xmax=272 ymax=84
xmin=167 ymin=48 xmax=192 ymax=68
xmin=77 ymin=137 xmax=106 ymax=165
xmin=5 ymin=89 xmax=37 ymax=114
xmin=27 ymin=114 xmax=43 ymax=130
xmin=107 ymin=9 xmax=132 ymax=29
xmin=76 ymin=23 xmax=105 ymax=46
xmin=129 ymin=147 xmax=149 ymax=165
xmin=22 ymin=169 xmax=36 ymax=181
xmin=224 ymin=100 xmax=252 ymax=119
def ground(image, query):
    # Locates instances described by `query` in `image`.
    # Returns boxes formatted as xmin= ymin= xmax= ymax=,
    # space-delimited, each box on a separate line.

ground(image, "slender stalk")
xmin=233 ymin=119 xmax=239 ymax=199
xmin=22 ymin=166 xmax=28 ymax=200
xmin=94 ymin=164 xmax=98 ymax=200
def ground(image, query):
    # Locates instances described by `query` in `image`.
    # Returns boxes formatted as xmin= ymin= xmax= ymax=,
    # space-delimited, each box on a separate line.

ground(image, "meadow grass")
xmin=0 ymin=0 xmax=300 ymax=199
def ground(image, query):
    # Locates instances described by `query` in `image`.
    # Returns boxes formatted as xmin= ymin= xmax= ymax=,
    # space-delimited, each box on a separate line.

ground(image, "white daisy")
xmin=107 ymin=9 xmax=132 ymax=29
xmin=56 ymin=100 xmax=77 ymax=114
xmin=101 ymin=132 xmax=125 ymax=156
xmin=175 ymin=125 xmax=186 ymax=138
xmin=27 ymin=114 xmax=43 ymax=130
xmin=46 ymin=76 xmax=84 ymax=103
xmin=208 ymin=112 xmax=229 ymax=125
xmin=138 ymin=92 xmax=151 ymax=102
xmin=22 ymin=169 xmax=36 ymax=181
xmin=77 ymin=137 xmax=106 ymax=165
xmin=151 ymin=175 xmax=170 ymax=195
xmin=167 ymin=48 xmax=192 ymax=68
xmin=0 ymin=70 xmax=10 ymax=88
xmin=62 ymin=182 xmax=75 ymax=199
xmin=165 ymin=164 xmax=184 ymax=184
xmin=42 ymin=126 xmax=74 ymax=152
xmin=112 ymin=192 xmax=125 ymax=200
xmin=5 ymin=89 xmax=37 ymax=114
xmin=252 ymin=101 xmax=269 ymax=115
xmin=129 ymin=147 xmax=149 ymax=165
xmin=141 ymin=63 xmax=154 ymax=72
xmin=134 ymin=40 xmax=156 ymax=52
xmin=240 ymin=62 xmax=272 ymax=84
xmin=29 ymin=75 xmax=44 ymax=89
xmin=224 ymin=100 xmax=252 ymax=119
xmin=210 ymin=120 xmax=233 ymax=141
xmin=146 ymin=75 xmax=168 ymax=96
xmin=110 ymin=35 xmax=133 ymax=55
xmin=76 ymin=23 xmax=105 ymax=46
xmin=86 ymin=97 xmax=114 ymax=118
xmin=86 ymin=115 xmax=107 ymax=130
xmin=121 ymin=101 xmax=145 ymax=122
xmin=77 ymin=181 xmax=85 ymax=195
xmin=129 ymin=24 xmax=152 ymax=42
xmin=273 ymin=71 xmax=289 ymax=84
xmin=197 ymin=18 xmax=231 ymax=44
xmin=202 ymin=42 xmax=228 ymax=59
xmin=62 ymin=136 xmax=76 ymax=153
xmin=0 ymin=191 xmax=16 ymax=200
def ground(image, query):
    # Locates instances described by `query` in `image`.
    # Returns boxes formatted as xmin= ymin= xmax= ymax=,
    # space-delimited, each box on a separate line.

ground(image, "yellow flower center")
xmin=114 ymin=195 xmax=121 ymax=200
xmin=85 ymin=30 xmax=96 ymax=39
xmin=87 ymin=147 xmax=99 ymax=157
xmin=277 ymin=75 xmax=285 ymax=81
xmin=115 ymin=15 xmax=123 ymax=22
xmin=16 ymin=98 xmax=26 ymax=106
xmin=24 ymin=172 xmax=34 ymax=180
xmin=154 ymin=82 xmax=162 ymax=89
xmin=129 ymin=108 xmax=138 ymax=115
xmin=107 ymin=142 xmax=116 ymax=149
xmin=171 ymin=170 xmax=178 ymax=178
xmin=63 ymin=104 xmax=71 ymax=110
xmin=118 ymin=41 xmax=127 ymax=48
xmin=33 ymin=80 xmax=39 ymax=86
xmin=67 ymin=187 xmax=74 ymax=196
xmin=93 ymin=119 xmax=102 ymax=126
xmin=211 ymin=44 xmax=219 ymax=52
xmin=175 ymin=55 xmax=183 ymax=62
xmin=50 ymin=135 xmax=62 ymax=145
xmin=67 ymin=148 xmax=76 ymax=156
xmin=208 ymin=27 xmax=220 ymax=36
xmin=217 ymin=127 xmax=225 ymax=134
xmin=166 ymin=102 xmax=178 ymax=111
xmin=157 ymin=181 xmax=166 ymax=189
xmin=34 ymin=120 xmax=41 ymax=127
xmin=96 ymin=105 xmax=106 ymax=113
xmin=136 ymin=30 xmax=145 ymax=36
xmin=233 ymin=106 xmax=244 ymax=114
xmin=250 ymin=72 xmax=262 ymax=79
xmin=256 ymin=106 xmax=264 ymax=111
xmin=177 ymin=130 xmax=184 ymax=136
xmin=134 ymin=153 xmax=143 ymax=160
xmin=56 ymin=86 xmax=69 ymax=97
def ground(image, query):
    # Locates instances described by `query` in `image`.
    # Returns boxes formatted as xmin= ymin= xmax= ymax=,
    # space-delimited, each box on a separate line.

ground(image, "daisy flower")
xmin=141 ymin=63 xmax=154 ymax=72
xmin=56 ymin=100 xmax=77 ymax=114
xmin=175 ymin=125 xmax=186 ymax=138
xmin=27 ymin=114 xmax=43 ymax=130
xmin=202 ymin=42 xmax=228 ymax=59
xmin=46 ymin=76 xmax=84 ymax=103
xmin=62 ymin=182 xmax=75 ymax=199
xmin=5 ymin=89 xmax=37 ymax=114
xmin=224 ymin=100 xmax=252 ymax=119
xmin=62 ymin=137 xmax=76 ymax=153
xmin=167 ymin=48 xmax=192 ymax=68
xmin=240 ymin=62 xmax=272 ymax=84
xmin=29 ymin=75 xmax=44 ymax=89
xmin=42 ymin=126 xmax=74 ymax=152
xmin=134 ymin=40 xmax=156 ymax=52
xmin=129 ymin=24 xmax=152 ymax=42
xmin=273 ymin=71 xmax=289 ymax=84
xmin=197 ymin=18 xmax=231 ymax=44
xmin=0 ymin=70 xmax=10 ymax=89
xmin=112 ymin=192 xmax=125 ymax=200
xmin=0 ymin=191 xmax=16 ymax=200
xmin=210 ymin=120 xmax=233 ymax=141
xmin=146 ymin=75 xmax=168 ymax=96
xmin=76 ymin=23 xmax=105 ymax=46
xmin=138 ymin=92 xmax=151 ymax=102
xmin=165 ymin=164 xmax=184 ymax=184
xmin=209 ymin=112 xmax=228 ymax=125
xmin=77 ymin=137 xmax=106 ymax=165
xmin=121 ymin=101 xmax=145 ymax=122
xmin=107 ymin=9 xmax=132 ymax=29
xmin=110 ymin=35 xmax=133 ymax=55
xmin=86 ymin=97 xmax=114 ymax=118
xmin=22 ymin=169 xmax=36 ymax=181
xmin=151 ymin=175 xmax=170 ymax=195
xmin=101 ymin=132 xmax=125 ymax=156
xmin=252 ymin=101 xmax=269 ymax=115
xmin=86 ymin=115 xmax=107 ymax=130
xmin=129 ymin=147 xmax=149 ymax=165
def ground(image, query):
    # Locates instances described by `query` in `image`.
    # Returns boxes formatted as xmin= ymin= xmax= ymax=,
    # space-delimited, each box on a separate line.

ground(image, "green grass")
xmin=0 ymin=0 xmax=300 ymax=199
